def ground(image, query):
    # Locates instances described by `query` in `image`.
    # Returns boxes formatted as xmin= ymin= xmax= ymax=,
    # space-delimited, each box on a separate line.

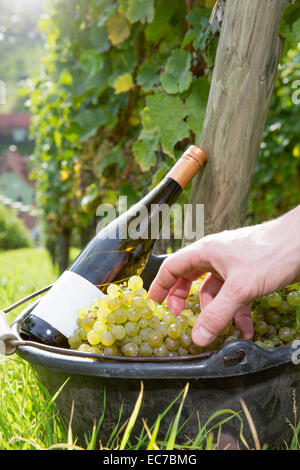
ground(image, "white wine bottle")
xmin=20 ymin=146 xmax=207 ymax=347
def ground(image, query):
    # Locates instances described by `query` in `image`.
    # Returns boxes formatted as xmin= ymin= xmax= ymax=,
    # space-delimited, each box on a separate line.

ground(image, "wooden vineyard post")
xmin=184 ymin=0 xmax=289 ymax=244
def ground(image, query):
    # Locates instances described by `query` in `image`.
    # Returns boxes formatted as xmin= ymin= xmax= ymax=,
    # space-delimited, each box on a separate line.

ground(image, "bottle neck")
xmin=166 ymin=153 xmax=206 ymax=189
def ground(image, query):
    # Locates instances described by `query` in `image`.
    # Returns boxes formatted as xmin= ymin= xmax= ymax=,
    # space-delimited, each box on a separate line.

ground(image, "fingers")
xmin=192 ymin=281 xmax=244 ymax=346
xmin=148 ymin=243 xmax=211 ymax=304
xmin=199 ymin=274 xmax=254 ymax=341
xmin=166 ymin=277 xmax=193 ymax=315
xmin=199 ymin=273 xmax=223 ymax=310
xmin=234 ymin=305 xmax=254 ymax=340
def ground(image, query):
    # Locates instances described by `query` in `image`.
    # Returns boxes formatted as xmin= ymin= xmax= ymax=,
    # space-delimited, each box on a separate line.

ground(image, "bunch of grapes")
xmin=250 ymin=287 xmax=300 ymax=349
xmin=68 ymin=275 xmax=300 ymax=357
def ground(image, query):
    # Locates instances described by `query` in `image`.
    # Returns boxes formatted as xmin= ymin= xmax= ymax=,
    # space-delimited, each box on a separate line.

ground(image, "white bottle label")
xmin=31 ymin=271 xmax=104 ymax=338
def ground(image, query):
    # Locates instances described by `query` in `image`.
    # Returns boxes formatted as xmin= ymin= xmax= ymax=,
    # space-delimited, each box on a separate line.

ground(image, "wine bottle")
xmin=20 ymin=145 xmax=207 ymax=347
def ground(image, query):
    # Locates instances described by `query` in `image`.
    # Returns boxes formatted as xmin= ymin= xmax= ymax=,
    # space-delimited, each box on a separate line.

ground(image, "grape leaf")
xmin=280 ymin=0 xmax=300 ymax=43
xmin=126 ymin=0 xmax=154 ymax=24
xmin=185 ymin=6 xmax=210 ymax=50
xmin=185 ymin=78 xmax=210 ymax=135
xmin=79 ymin=49 xmax=103 ymax=75
xmin=136 ymin=60 xmax=161 ymax=91
xmin=107 ymin=13 xmax=130 ymax=45
xmin=160 ymin=49 xmax=192 ymax=94
xmin=133 ymin=128 xmax=160 ymax=171
xmin=113 ymin=73 xmax=134 ymax=94
xmin=75 ymin=109 xmax=107 ymax=142
xmin=145 ymin=0 xmax=180 ymax=43
xmin=90 ymin=24 xmax=111 ymax=53
xmin=141 ymin=90 xmax=189 ymax=156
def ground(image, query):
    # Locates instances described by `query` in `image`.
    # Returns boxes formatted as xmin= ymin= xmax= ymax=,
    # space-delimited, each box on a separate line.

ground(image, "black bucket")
xmin=12 ymin=255 xmax=300 ymax=449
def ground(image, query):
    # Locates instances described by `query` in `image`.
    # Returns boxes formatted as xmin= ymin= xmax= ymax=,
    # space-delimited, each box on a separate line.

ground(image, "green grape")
xmin=127 ymin=307 xmax=141 ymax=322
xmin=148 ymin=331 xmax=163 ymax=348
xmin=255 ymin=321 xmax=268 ymax=335
xmin=265 ymin=324 xmax=277 ymax=338
xmin=76 ymin=327 xmax=86 ymax=341
xmin=189 ymin=343 xmax=204 ymax=355
xmin=93 ymin=321 xmax=107 ymax=334
xmin=263 ymin=340 xmax=275 ymax=349
xmin=122 ymin=343 xmax=139 ymax=357
xmin=140 ymin=307 xmax=153 ymax=320
xmin=206 ymin=336 xmax=225 ymax=351
xmin=88 ymin=346 xmax=103 ymax=354
xmin=97 ymin=310 xmax=108 ymax=323
xmin=112 ymin=325 xmax=126 ymax=340
xmin=180 ymin=332 xmax=192 ymax=348
xmin=265 ymin=310 xmax=281 ymax=325
xmin=77 ymin=307 xmax=89 ymax=319
xmin=148 ymin=299 xmax=158 ymax=311
xmin=121 ymin=335 xmax=132 ymax=345
xmin=148 ymin=315 xmax=160 ymax=329
xmin=165 ymin=337 xmax=179 ymax=352
xmin=278 ymin=327 xmax=294 ymax=343
xmin=181 ymin=309 xmax=194 ymax=318
xmin=280 ymin=315 xmax=295 ymax=327
xmin=154 ymin=344 xmax=168 ymax=357
xmin=139 ymin=342 xmax=153 ymax=357
xmin=121 ymin=291 xmax=134 ymax=307
xmin=153 ymin=305 xmax=168 ymax=319
xmin=224 ymin=335 xmax=238 ymax=344
xmin=114 ymin=308 xmax=128 ymax=324
xmin=270 ymin=335 xmax=280 ymax=346
xmin=255 ymin=340 xmax=265 ymax=348
xmin=131 ymin=335 xmax=142 ymax=346
xmin=175 ymin=316 xmax=187 ymax=331
xmin=76 ymin=318 xmax=83 ymax=328
xmin=191 ymin=303 xmax=200 ymax=314
xmin=168 ymin=351 xmax=179 ymax=357
xmin=187 ymin=315 xmax=196 ymax=327
xmin=107 ymin=297 xmax=120 ymax=312
xmin=251 ymin=309 xmax=265 ymax=323
xmin=139 ymin=327 xmax=152 ymax=342
xmin=100 ymin=331 xmax=115 ymax=346
xmin=82 ymin=314 xmax=95 ymax=332
xmin=266 ymin=292 xmax=282 ymax=307
xmin=104 ymin=345 xmax=119 ymax=355
xmin=97 ymin=296 xmax=111 ymax=315
xmin=178 ymin=347 xmax=189 ymax=356
xmin=163 ymin=312 xmax=176 ymax=326
xmin=128 ymin=275 xmax=143 ymax=291
xmin=229 ymin=326 xmax=241 ymax=338
xmin=134 ymin=287 xmax=148 ymax=299
xmin=167 ymin=323 xmax=181 ymax=339
xmin=68 ymin=334 xmax=82 ymax=349
xmin=287 ymin=291 xmax=300 ymax=306
xmin=125 ymin=321 xmax=140 ymax=337
xmin=138 ymin=318 xmax=148 ymax=328
xmin=77 ymin=343 xmax=90 ymax=352
xmin=277 ymin=300 xmax=294 ymax=314
xmin=107 ymin=283 xmax=121 ymax=298
xmin=155 ymin=321 xmax=168 ymax=337
xmin=87 ymin=329 xmax=101 ymax=345
xmin=132 ymin=297 xmax=147 ymax=309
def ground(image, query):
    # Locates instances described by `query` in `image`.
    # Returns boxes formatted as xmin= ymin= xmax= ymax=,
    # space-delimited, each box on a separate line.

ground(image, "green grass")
xmin=0 ymin=248 xmax=299 ymax=450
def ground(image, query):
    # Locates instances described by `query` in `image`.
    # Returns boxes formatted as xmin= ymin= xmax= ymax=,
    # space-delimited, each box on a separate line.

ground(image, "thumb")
xmin=192 ymin=281 xmax=244 ymax=347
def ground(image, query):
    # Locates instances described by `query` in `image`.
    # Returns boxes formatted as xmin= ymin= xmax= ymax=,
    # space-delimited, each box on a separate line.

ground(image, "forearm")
xmin=257 ymin=205 xmax=300 ymax=286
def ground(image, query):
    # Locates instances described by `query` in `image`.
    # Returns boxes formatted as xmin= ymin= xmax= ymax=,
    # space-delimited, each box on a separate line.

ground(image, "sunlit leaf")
xmin=107 ymin=13 xmax=130 ymax=45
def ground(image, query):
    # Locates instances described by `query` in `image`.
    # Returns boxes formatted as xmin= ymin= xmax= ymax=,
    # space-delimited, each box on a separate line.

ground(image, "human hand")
xmin=149 ymin=206 xmax=300 ymax=346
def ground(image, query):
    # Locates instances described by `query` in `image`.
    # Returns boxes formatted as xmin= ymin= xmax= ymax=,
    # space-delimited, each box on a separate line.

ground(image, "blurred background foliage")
xmin=17 ymin=0 xmax=299 ymax=271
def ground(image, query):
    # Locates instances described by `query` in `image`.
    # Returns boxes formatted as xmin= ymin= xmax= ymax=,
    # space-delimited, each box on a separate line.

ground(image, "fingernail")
xmin=193 ymin=326 xmax=215 ymax=346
